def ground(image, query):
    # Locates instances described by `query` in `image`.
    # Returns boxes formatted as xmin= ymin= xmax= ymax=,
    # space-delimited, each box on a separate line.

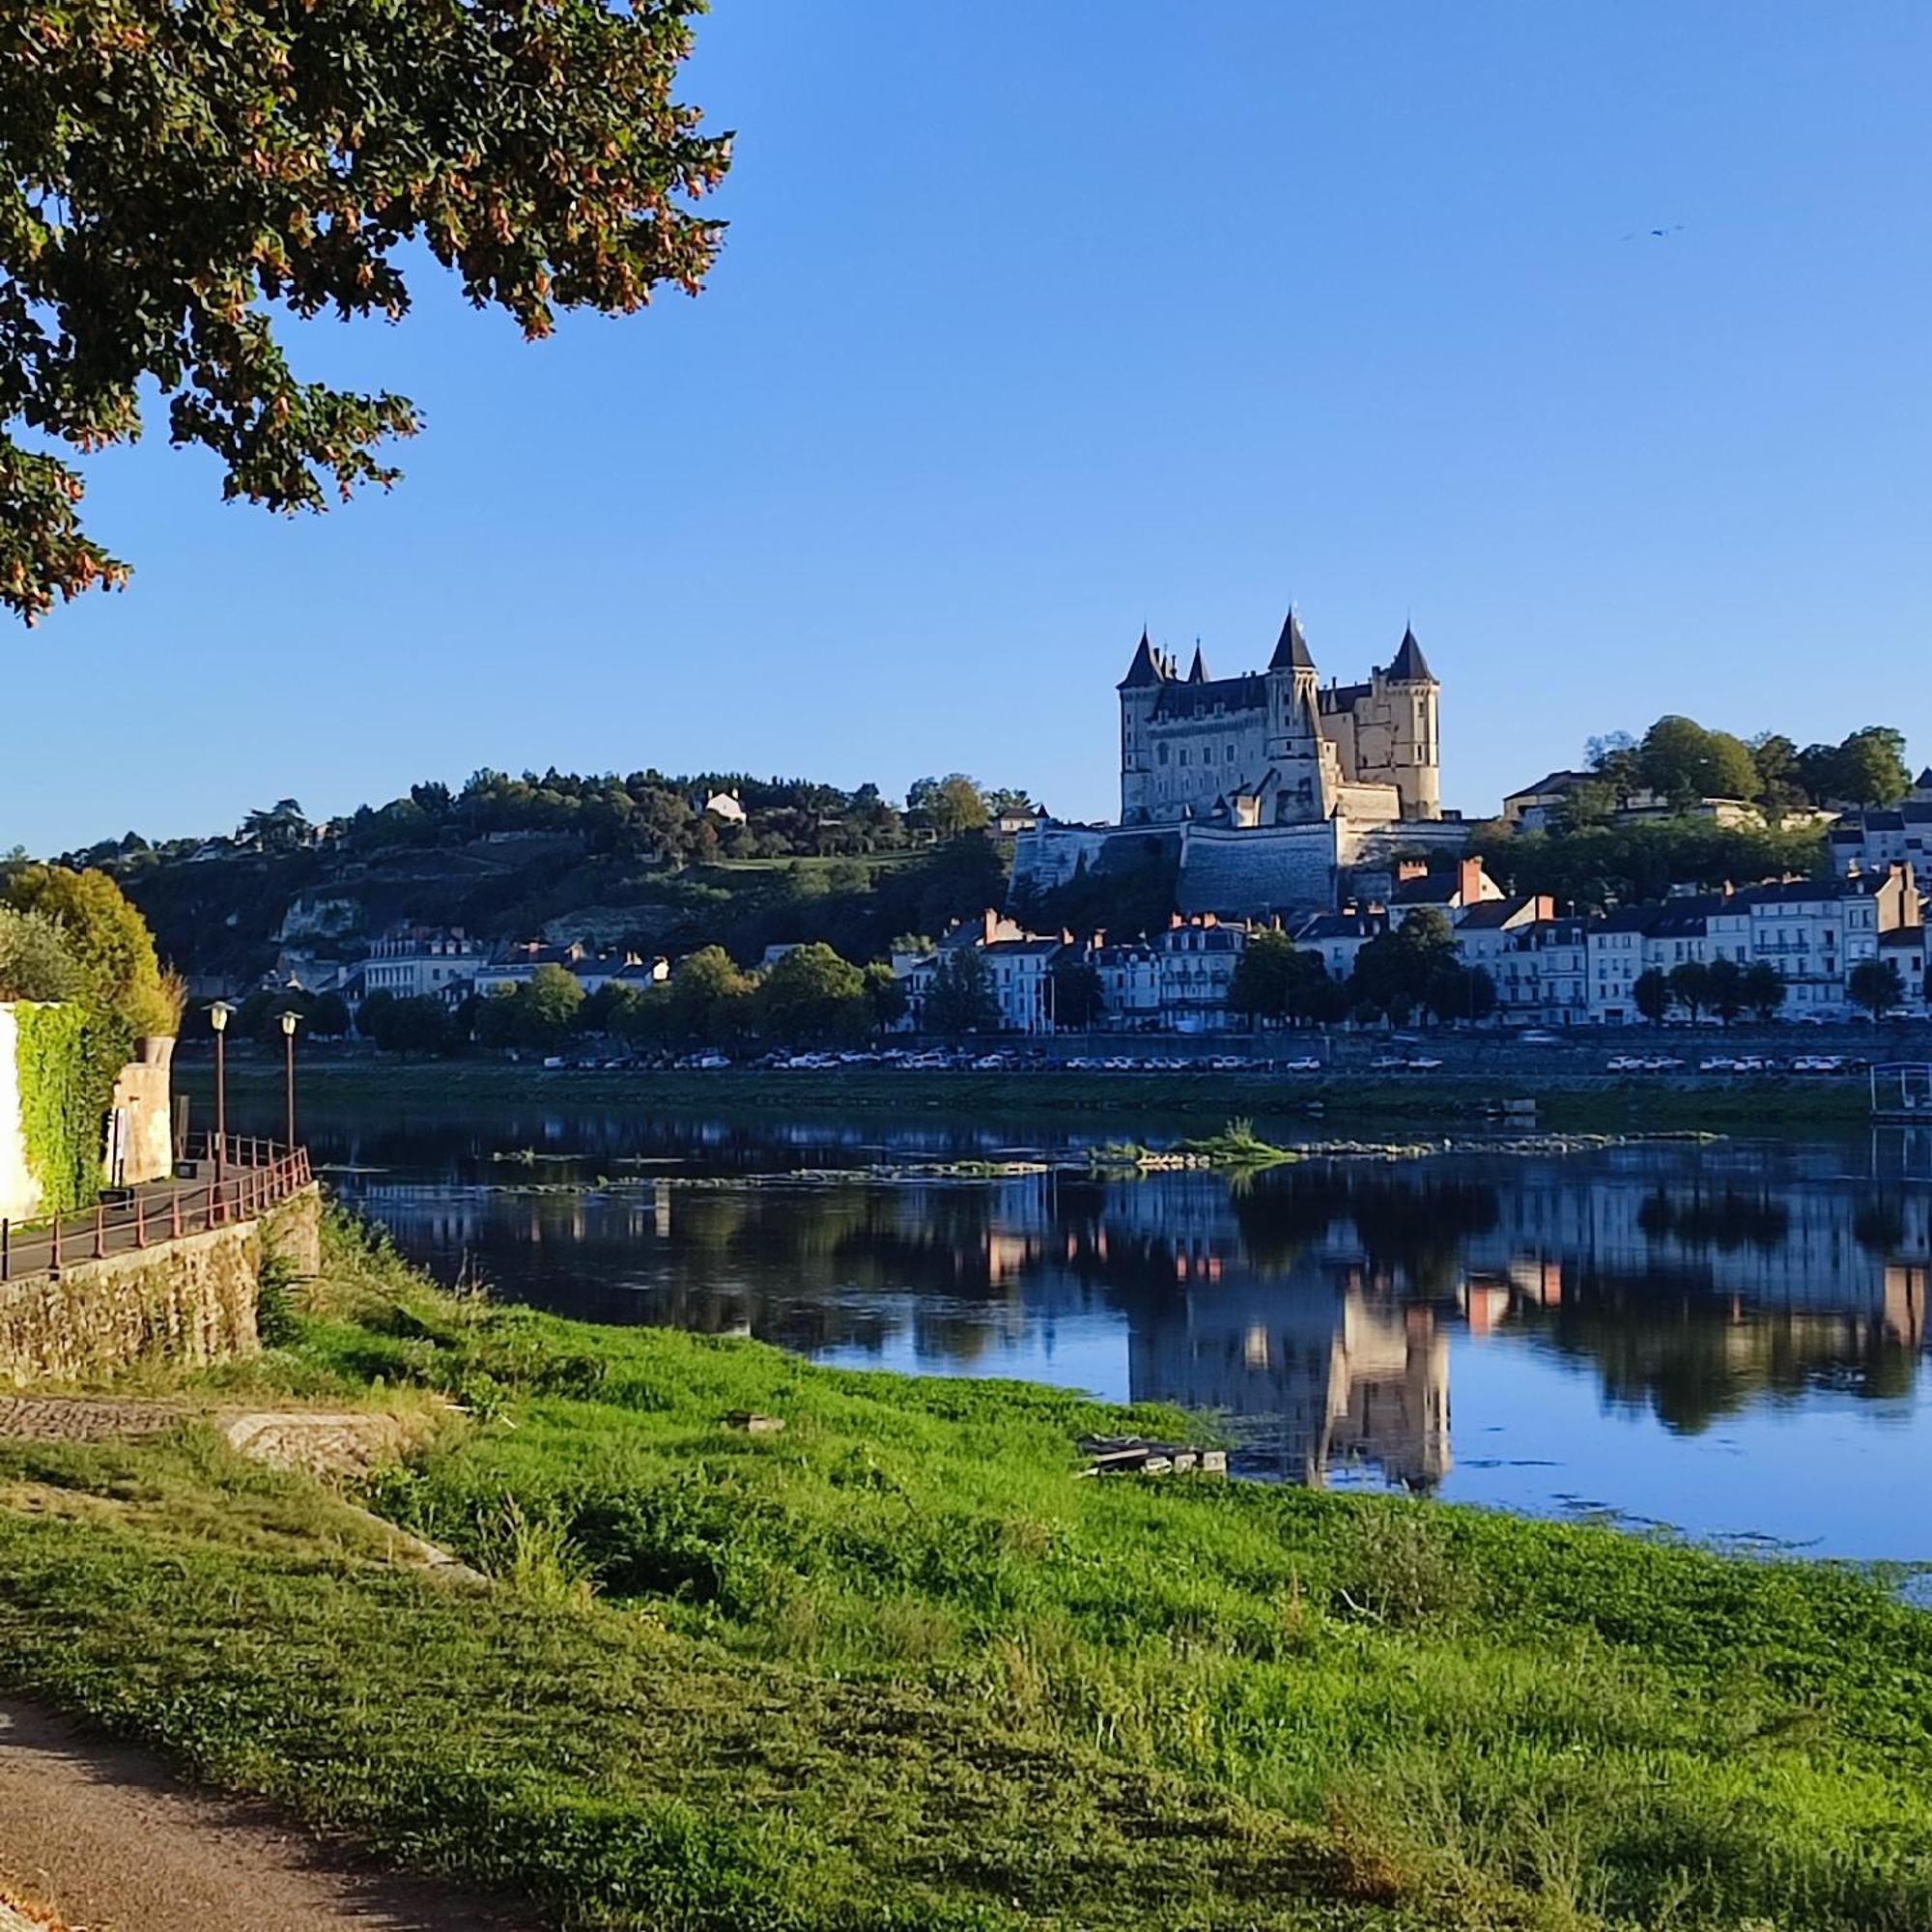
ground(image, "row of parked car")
xmin=1605 ymin=1052 xmax=1872 ymax=1075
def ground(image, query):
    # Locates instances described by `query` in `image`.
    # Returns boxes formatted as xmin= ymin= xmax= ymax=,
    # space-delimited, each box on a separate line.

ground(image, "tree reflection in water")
xmin=314 ymin=1111 xmax=1930 ymax=1505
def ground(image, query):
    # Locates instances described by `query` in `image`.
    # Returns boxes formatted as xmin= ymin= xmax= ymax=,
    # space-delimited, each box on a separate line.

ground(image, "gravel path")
xmin=0 ymin=1402 xmax=500 ymax=1920
xmin=0 ymin=1699 xmax=537 ymax=1931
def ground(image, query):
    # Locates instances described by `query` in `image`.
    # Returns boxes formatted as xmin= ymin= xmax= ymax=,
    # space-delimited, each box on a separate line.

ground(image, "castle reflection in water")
xmin=334 ymin=1125 xmax=1932 ymax=1494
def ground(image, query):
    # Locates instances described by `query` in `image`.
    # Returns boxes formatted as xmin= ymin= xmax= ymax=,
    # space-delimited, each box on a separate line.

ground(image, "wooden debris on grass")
xmin=1076 ymin=1435 xmax=1227 ymax=1478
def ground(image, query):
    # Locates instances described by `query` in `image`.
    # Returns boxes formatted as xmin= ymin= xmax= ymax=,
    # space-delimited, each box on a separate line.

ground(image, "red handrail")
xmin=0 ymin=1135 xmax=313 ymax=1283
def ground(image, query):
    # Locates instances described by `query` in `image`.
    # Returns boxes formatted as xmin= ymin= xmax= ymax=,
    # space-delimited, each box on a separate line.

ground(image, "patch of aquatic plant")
xmin=1176 ymin=1118 xmax=1301 ymax=1168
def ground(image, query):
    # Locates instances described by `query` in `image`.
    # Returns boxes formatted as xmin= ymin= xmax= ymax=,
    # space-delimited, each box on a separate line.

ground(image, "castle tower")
xmin=1118 ymin=627 xmax=1167 ymax=824
xmin=1263 ymin=610 xmax=1338 ymax=822
xmin=1378 ymin=625 xmax=1441 ymax=819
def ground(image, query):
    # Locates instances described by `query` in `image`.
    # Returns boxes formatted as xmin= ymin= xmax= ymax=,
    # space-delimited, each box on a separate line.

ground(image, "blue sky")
xmin=8 ymin=1 xmax=1930 ymax=855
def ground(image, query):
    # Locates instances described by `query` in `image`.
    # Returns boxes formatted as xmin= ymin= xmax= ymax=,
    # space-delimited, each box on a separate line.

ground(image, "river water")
xmin=248 ymin=1092 xmax=1932 ymax=1564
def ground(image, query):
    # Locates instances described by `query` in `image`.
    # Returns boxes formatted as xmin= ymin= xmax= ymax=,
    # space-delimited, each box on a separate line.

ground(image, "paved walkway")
xmin=0 ymin=1699 xmax=536 ymax=1931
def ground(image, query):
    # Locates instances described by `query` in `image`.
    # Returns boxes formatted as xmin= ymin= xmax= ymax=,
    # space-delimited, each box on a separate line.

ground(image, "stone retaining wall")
xmin=0 ymin=1184 xmax=321 ymax=1387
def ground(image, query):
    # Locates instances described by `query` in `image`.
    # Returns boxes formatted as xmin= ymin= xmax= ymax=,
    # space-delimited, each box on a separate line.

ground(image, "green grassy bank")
xmin=0 ymin=1213 xmax=1925 ymax=1929
xmin=197 ymin=1056 xmax=1872 ymax=1131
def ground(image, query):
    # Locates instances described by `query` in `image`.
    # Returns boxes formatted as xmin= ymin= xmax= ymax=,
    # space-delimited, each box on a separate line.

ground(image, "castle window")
xmin=1227 ymin=742 xmax=1236 ymax=762
xmin=1157 ymin=743 xmax=1168 ymax=765
xmin=1179 ymin=749 xmax=1189 ymax=767
xmin=1204 ymin=745 xmax=1214 ymax=764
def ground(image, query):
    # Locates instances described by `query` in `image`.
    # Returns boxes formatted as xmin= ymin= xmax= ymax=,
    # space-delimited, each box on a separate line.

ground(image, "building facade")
xmin=360 ymin=925 xmax=487 ymax=1003
xmin=1119 ymin=612 xmax=1440 ymax=828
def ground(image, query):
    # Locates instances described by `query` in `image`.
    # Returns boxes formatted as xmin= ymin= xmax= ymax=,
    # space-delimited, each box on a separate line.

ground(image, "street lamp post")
xmin=208 ymin=1001 xmax=234 ymax=1218
xmin=279 ymin=1010 xmax=301 ymax=1154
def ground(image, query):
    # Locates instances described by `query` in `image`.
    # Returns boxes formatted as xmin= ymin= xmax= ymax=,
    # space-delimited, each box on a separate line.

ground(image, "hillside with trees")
xmin=30 ymin=769 xmax=1036 ymax=985
xmin=1558 ymin=716 xmax=1913 ymax=826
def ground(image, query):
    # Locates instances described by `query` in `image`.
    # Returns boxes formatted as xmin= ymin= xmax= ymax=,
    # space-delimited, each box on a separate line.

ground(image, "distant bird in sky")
xmin=1624 ymin=224 xmax=1687 ymax=241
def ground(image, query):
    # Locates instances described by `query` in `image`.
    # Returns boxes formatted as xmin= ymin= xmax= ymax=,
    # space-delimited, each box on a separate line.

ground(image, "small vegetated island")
xmin=0 ymin=1209 xmax=1924 ymax=1932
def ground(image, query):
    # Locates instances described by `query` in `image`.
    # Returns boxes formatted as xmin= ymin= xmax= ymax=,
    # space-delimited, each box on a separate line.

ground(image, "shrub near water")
xmin=297 ymin=1214 xmax=1932 ymax=1932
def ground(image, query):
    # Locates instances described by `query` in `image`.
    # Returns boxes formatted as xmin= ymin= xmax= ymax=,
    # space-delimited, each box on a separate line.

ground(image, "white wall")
xmin=0 ymin=1006 xmax=43 ymax=1224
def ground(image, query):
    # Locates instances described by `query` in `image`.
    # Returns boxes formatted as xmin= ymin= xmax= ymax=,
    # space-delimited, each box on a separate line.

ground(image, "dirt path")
xmin=0 ymin=1699 xmax=538 ymax=1931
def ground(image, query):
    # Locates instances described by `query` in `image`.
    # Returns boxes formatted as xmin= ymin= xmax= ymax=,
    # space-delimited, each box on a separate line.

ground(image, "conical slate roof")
xmin=1119 ymin=627 xmax=1165 ymax=689
xmin=1268 ymin=609 xmax=1315 ymax=671
xmin=1386 ymin=624 xmax=1435 ymax=683
xmin=1187 ymin=643 xmax=1208 ymax=683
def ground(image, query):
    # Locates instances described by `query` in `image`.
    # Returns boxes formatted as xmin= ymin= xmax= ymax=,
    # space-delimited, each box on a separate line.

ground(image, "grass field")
xmin=0 ymin=1211 xmax=1925 ymax=1930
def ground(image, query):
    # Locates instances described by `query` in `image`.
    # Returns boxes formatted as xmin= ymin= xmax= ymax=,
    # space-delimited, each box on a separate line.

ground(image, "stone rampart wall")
xmin=0 ymin=1183 xmax=321 ymax=1386
xmin=1176 ymin=823 xmax=1341 ymax=917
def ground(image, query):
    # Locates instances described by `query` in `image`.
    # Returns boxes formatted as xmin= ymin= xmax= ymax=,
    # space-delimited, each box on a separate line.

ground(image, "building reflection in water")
xmin=329 ymin=1125 xmax=1931 ymax=1495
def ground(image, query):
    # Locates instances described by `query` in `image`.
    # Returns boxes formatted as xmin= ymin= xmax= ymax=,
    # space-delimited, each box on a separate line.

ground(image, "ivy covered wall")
xmin=12 ymin=1002 xmax=114 ymax=1217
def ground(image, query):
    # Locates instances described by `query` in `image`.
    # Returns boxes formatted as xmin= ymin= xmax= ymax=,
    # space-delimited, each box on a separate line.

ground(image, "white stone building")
xmin=360 ymin=926 xmax=487 ymax=1003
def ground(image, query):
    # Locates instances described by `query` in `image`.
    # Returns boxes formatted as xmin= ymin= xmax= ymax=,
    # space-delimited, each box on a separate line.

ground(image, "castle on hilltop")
xmin=1119 ymin=611 xmax=1441 ymax=828
xmin=1013 ymin=604 xmax=1467 ymax=921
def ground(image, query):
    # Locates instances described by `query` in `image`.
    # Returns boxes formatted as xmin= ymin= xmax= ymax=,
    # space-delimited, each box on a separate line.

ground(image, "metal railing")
xmin=0 ymin=1134 xmax=312 ymax=1283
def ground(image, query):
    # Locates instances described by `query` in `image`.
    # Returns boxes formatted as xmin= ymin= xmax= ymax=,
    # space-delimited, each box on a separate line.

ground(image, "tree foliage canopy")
xmin=1636 ymin=717 xmax=1760 ymax=807
xmin=3 ymin=863 xmax=177 ymax=1036
xmin=1 ymin=0 xmax=728 ymax=620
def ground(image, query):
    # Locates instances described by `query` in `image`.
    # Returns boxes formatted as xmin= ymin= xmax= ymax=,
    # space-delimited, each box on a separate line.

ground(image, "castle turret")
xmin=1186 ymin=643 xmax=1208 ymax=683
xmin=1263 ymin=610 xmax=1338 ymax=822
xmin=1118 ymin=628 xmax=1168 ymax=824
xmin=1378 ymin=624 xmax=1441 ymax=819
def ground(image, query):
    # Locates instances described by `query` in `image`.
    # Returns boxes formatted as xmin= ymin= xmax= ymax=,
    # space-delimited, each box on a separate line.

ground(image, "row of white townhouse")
xmin=1295 ymin=867 xmax=1927 ymax=1024
xmin=909 ymin=864 xmax=1929 ymax=1033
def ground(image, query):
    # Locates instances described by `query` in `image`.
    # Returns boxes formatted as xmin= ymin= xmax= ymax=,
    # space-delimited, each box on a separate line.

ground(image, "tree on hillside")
xmin=1467 ymin=819 xmax=1829 ymax=916
xmin=907 ymin=776 xmax=991 ymax=839
xmin=1 ymin=0 xmax=729 ymax=622
xmin=1848 ymin=959 xmax=1906 ymax=1021
xmin=239 ymin=800 xmax=311 ymax=852
xmin=1748 ymin=734 xmax=1806 ymax=815
xmin=981 ymin=788 xmax=1037 ymax=822
xmin=1632 ymin=968 xmax=1672 ymax=1024
xmin=1799 ymin=728 xmax=1913 ymax=809
xmin=1638 ymin=717 xmax=1760 ymax=808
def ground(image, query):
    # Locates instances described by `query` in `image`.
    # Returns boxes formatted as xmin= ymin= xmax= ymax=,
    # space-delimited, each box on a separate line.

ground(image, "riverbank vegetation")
xmin=195 ymin=1054 xmax=1879 ymax=1131
xmin=0 ymin=1210 xmax=1926 ymax=1930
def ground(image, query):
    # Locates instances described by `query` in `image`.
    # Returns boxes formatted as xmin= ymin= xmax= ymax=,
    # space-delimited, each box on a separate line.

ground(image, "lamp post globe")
xmin=208 ymin=1002 xmax=235 ymax=1213
xmin=279 ymin=1010 xmax=302 ymax=1153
